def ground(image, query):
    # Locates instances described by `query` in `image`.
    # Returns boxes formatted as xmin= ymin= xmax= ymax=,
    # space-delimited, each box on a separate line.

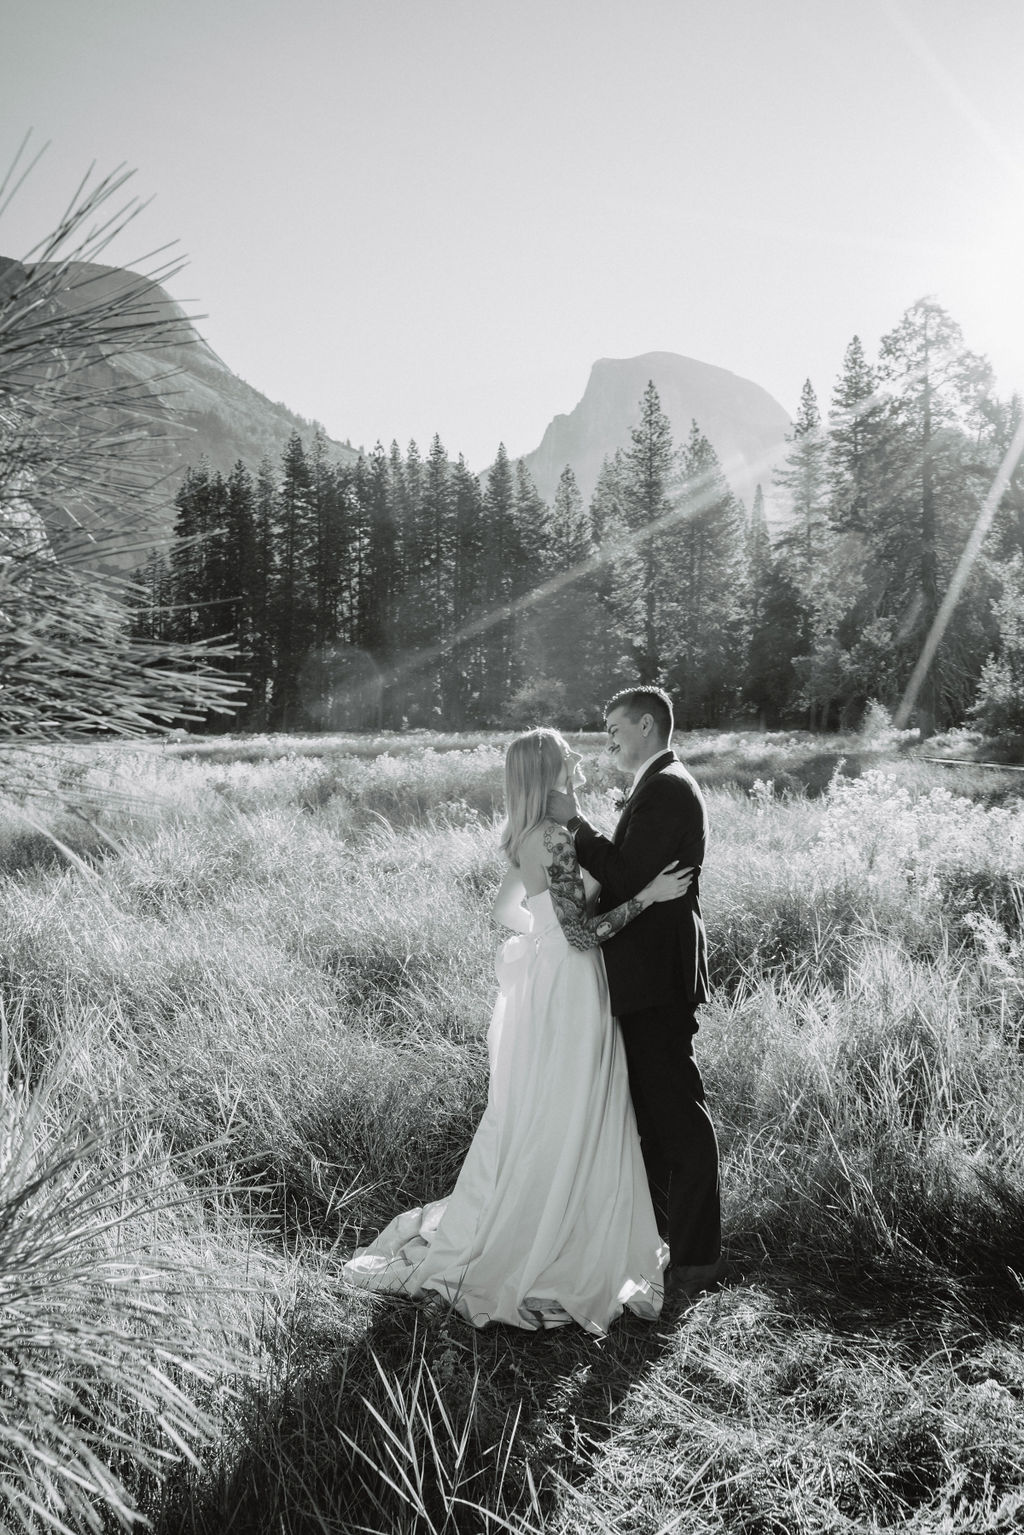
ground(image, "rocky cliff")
xmin=519 ymin=352 xmax=792 ymax=507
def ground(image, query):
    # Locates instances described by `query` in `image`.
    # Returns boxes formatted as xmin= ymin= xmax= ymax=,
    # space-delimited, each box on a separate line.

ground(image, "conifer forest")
xmin=131 ymin=300 xmax=1024 ymax=737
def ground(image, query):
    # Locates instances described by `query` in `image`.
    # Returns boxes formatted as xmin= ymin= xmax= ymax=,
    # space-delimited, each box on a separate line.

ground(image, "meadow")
xmin=1 ymin=725 xmax=1023 ymax=1534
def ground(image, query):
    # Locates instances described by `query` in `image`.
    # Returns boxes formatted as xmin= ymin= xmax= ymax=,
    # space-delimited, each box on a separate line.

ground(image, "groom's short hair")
xmin=605 ymin=686 xmax=674 ymax=741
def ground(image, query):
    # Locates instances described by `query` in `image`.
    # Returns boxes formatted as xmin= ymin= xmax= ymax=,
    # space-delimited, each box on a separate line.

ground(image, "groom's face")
xmin=605 ymin=707 xmax=653 ymax=774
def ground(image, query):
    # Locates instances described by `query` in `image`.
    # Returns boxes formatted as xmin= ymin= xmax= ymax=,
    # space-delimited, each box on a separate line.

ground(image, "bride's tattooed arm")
xmin=543 ymin=824 xmax=646 ymax=951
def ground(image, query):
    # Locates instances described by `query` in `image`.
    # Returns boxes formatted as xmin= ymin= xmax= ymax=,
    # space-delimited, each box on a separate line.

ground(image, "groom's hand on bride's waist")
xmin=546 ymin=787 xmax=579 ymax=825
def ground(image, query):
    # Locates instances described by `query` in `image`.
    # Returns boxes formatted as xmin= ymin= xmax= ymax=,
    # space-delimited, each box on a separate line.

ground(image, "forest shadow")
xmin=154 ymin=1278 xmax=695 ymax=1535
xmin=149 ymin=1226 xmax=1024 ymax=1533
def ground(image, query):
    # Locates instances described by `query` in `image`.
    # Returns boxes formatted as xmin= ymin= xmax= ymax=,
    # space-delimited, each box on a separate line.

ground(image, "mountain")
xmin=0 ymin=257 xmax=358 ymax=555
xmin=518 ymin=352 xmax=792 ymax=509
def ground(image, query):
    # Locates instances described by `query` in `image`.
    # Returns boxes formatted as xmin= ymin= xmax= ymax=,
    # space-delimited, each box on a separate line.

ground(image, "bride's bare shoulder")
xmin=524 ymin=819 xmax=574 ymax=865
xmin=520 ymin=819 xmax=570 ymax=859
xmin=518 ymin=822 xmax=544 ymax=861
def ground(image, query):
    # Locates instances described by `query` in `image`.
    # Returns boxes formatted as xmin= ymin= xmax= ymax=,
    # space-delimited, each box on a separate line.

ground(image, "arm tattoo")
xmin=542 ymin=823 xmax=645 ymax=952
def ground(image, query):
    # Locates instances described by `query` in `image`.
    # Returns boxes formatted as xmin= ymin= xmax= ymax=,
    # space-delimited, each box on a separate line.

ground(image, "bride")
xmin=341 ymin=727 xmax=691 ymax=1334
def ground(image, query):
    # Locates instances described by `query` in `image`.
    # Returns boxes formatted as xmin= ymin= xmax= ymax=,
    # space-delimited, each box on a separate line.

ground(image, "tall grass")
xmin=0 ymin=1008 xmax=254 ymax=1533
xmin=0 ymin=731 xmax=1022 ymax=1531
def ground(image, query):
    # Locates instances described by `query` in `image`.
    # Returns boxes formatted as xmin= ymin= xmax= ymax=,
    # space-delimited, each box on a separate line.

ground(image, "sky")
xmin=3 ymin=0 xmax=1024 ymax=470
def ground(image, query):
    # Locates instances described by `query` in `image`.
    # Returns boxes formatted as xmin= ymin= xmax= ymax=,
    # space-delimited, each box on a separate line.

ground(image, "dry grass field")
xmin=1 ymin=726 xmax=1023 ymax=1534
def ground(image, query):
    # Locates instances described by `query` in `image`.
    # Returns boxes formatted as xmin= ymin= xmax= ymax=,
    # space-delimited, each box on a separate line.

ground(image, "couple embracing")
xmin=343 ymin=686 xmax=722 ymax=1334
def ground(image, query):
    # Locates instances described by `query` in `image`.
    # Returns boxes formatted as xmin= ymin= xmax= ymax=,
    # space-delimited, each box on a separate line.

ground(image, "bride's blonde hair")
xmin=499 ymin=727 xmax=568 ymax=867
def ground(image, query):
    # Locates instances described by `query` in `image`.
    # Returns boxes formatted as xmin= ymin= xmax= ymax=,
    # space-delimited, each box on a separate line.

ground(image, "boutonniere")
xmin=613 ymin=789 xmax=631 ymax=812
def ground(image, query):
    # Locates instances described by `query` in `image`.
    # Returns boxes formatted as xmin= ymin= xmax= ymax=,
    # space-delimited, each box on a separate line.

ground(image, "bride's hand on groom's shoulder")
xmin=546 ymin=786 xmax=578 ymax=825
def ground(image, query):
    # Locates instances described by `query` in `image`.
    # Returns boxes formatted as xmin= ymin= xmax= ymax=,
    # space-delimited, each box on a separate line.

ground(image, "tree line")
xmin=131 ymin=298 xmax=1024 ymax=736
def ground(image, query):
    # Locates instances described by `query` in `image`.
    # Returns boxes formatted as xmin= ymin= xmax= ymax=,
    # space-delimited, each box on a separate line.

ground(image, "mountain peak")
xmin=520 ymin=351 xmax=792 ymax=506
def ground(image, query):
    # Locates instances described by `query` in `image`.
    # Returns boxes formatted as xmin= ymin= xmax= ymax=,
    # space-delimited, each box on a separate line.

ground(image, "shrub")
xmin=971 ymin=555 xmax=1024 ymax=736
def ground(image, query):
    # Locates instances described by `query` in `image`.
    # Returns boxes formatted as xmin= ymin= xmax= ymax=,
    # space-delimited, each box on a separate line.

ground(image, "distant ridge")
xmin=0 ymin=257 xmax=358 ymax=553
xmin=519 ymin=352 xmax=792 ymax=508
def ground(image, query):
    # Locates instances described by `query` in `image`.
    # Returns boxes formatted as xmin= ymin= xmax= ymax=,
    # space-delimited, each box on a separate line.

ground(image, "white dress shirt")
xmin=630 ymin=748 xmax=671 ymax=795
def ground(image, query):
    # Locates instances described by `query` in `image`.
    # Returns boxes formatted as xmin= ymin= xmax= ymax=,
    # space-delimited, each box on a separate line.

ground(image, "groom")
xmin=549 ymin=685 xmax=722 ymax=1297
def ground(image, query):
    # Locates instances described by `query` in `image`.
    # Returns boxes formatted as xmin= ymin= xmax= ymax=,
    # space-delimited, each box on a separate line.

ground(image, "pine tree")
xmin=270 ymin=432 xmax=316 ymax=728
xmin=548 ymin=465 xmax=591 ymax=573
xmin=197 ymin=459 xmax=259 ymax=726
xmin=302 ymin=452 xmax=378 ymax=730
xmin=396 ymin=438 xmax=425 ymax=649
xmin=340 ymin=444 xmax=396 ymax=725
xmin=665 ymin=422 xmax=748 ymax=725
xmin=308 ymin=424 xmax=348 ymax=651
xmin=339 ymin=456 xmax=370 ymax=647
xmin=416 ymin=433 xmax=455 ymax=720
xmin=744 ymin=552 xmax=806 ymax=727
xmin=524 ymin=465 xmax=614 ymax=721
xmin=774 ymin=380 xmax=847 ymax=728
xmin=745 ymin=483 xmax=771 ymax=623
xmin=586 ymin=451 xmax=640 ymax=681
xmin=245 ymin=456 xmax=278 ymax=727
xmin=513 ymin=459 xmax=550 ymax=587
xmin=505 ymin=459 xmax=553 ymax=708
xmin=878 ymin=300 xmax=993 ymax=732
xmin=981 ymin=393 xmax=1024 ymax=563
xmin=424 ymin=433 xmax=454 ymax=643
xmin=774 ymin=380 xmax=830 ymax=588
xmin=806 ymin=338 xmax=888 ymax=724
xmin=589 ymin=450 xmax=629 ymax=545
xmin=448 ymin=455 xmax=488 ymax=725
xmin=363 ymin=443 xmax=400 ymax=658
xmin=479 ymin=443 xmax=518 ymax=721
xmin=829 ymin=337 xmax=885 ymax=534
xmin=621 ymin=382 xmax=676 ymax=681
xmin=127 ymin=550 xmax=173 ymax=642
xmin=168 ymin=461 xmax=227 ymax=646
xmin=387 ymin=438 xmax=407 ymax=545
xmin=740 ymin=482 xmax=798 ymax=722
xmin=222 ymin=462 xmax=256 ymax=635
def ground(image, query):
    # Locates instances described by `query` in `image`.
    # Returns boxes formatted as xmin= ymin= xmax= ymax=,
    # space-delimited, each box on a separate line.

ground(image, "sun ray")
xmin=376 ymin=441 xmax=784 ymax=692
xmin=880 ymin=0 xmax=1024 ymax=192
xmin=895 ymin=409 xmax=1024 ymax=728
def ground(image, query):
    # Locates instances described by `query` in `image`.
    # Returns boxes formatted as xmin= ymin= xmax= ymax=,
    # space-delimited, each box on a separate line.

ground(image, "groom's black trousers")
xmin=617 ymin=1004 xmax=721 ymax=1268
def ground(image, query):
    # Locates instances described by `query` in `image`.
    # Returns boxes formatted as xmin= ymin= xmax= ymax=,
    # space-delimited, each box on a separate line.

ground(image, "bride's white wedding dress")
xmin=341 ymin=889 xmax=667 ymax=1334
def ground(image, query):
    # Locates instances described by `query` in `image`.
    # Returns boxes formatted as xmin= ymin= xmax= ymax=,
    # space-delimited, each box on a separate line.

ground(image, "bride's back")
xmin=517 ymin=817 xmax=566 ymax=897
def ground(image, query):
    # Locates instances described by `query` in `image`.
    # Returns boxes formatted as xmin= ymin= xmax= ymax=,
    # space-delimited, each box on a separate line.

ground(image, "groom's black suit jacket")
xmin=574 ymin=751 xmax=709 ymax=1017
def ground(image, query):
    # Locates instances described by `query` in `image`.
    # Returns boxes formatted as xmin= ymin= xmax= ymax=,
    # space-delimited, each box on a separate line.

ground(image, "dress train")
xmin=342 ymin=892 xmax=667 ymax=1334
